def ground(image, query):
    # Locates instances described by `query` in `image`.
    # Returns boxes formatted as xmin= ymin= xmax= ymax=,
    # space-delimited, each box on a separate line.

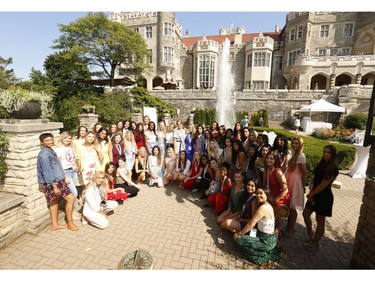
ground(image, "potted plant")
xmin=0 ymin=87 xmax=54 ymax=119
xmin=82 ymin=104 xmax=95 ymax=114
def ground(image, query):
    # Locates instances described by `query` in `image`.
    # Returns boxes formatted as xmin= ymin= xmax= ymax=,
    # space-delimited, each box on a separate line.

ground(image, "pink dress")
xmin=286 ymin=153 xmax=306 ymax=210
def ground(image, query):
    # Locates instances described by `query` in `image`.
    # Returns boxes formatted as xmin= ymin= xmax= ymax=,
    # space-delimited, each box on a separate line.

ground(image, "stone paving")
xmin=0 ymin=172 xmax=365 ymax=270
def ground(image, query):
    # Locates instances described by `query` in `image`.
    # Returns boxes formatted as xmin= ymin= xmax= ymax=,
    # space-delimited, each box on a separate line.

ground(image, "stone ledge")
xmin=0 ymin=192 xmax=25 ymax=213
xmin=0 ymin=120 xmax=63 ymax=133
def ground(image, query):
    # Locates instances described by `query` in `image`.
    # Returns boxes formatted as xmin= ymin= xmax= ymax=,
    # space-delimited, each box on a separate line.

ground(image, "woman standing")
xmin=165 ymin=123 xmax=175 ymax=152
xmin=192 ymin=154 xmax=214 ymax=193
xmin=193 ymin=125 xmax=205 ymax=154
xmin=303 ymin=145 xmax=338 ymax=251
xmin=111 ymin=132 xmax=125 ymax=168
xmin=147 ymin=145 xmax=164 ymax=187
xmin=255 ymin=144 xmax=271 ymax=187
xmin=221 ymin=137 xmax=233 ymax=165
xmin=124 ymin=130 xmax=137 ymax=177
xmin=233 ymin=186 xmax=283 ymax=265
xmin=96 ymin=128 xmax=113 ymax=172
xmin=284 ymin=137 xmax=307 ymax=237
xmin=157 ymin=121 xmax=167 ymax=157
xmin=184 ymin=124 xmax=195 ymax=163
xmin=244 ymin=143 xmax=259 ymax=184
xmin=232 ymin=139 xmax=247 ymax=172
xmin=77 ymin=131 xmax=102 ymax=187
xmin=210 ymin=121 xmax=220 ymax=140
xmin=132 ymin=147 xmax=148 ymax=185
xmin=82 ymin=171 xmax=118 ymax=229
xmin=134 ymin=123 xmax=146 ymax=151
xmin=144 ymin=121 xmax=158 ymax=155
xmin=74 ymin=126 xmax=88 ymax=149
xmin=263 ymin=151 xmax=290 ymax=232
xmin=272 ymin=134 xmax=292 ymax=174
xmin=233 ymin=122 xmax=243 ymax=141
xmin=173 ymin=120 xmax=186 ymax=155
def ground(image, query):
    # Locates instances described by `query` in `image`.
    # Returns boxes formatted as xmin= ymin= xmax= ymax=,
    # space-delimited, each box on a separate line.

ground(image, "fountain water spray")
xmin=216 ymin=37 xmax=235 ymax=128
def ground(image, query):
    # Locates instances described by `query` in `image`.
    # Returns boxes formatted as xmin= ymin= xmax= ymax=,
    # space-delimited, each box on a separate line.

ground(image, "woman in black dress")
xmin=302 ymin=145 xmax=339 ymax=251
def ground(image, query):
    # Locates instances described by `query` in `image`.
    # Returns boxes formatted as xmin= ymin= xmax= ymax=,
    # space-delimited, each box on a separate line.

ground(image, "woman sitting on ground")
xmin=192 ymin=154 xmax=214 ymax=193
xmin=147 ymin=145 xmax=164 ymax=187
xmin=116 ymin=157 xmax=140 ymax=197
xmin=233 ymin=186 xmax=283 ymax=266
xmin=132 ymin=146 xmax=148 ymax=185
xmin=181 ymin=151 xmax=203 ymax=191
xmin=104 ymin=162 xmax=129 ymax=202
xmin=204 ymin=162 xmax=233 ymax=214
xmin=173 ymin=150 xmax=191 ymax=187
xmin=217 ymin=169 xmax=246 ymax=226
xmin=163 ymin=147 xmax=177 ymax=186
xmin=220 ymin=178 xmax=258 ymax=233
xmin=82 ymin=171 xmax=118 ymax=229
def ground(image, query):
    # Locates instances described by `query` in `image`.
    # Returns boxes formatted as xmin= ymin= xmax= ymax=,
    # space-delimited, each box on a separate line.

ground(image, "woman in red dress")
xmin=206 ymin=162 xmax=233 ymax=214
xmin=104 ymin=162 xmax=128 ymax=202
xmin=134 ymin=123 xmax=146 ymax=151
xmin=263 ymin=151 xmax=290 ymax=232
xmin=181 ymin=151 xmax=203 ymax=190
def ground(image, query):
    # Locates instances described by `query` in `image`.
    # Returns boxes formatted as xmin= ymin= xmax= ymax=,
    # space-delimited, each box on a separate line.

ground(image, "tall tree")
xmin=52 ymin=12 xmax=151 ymax=87
xmin=0 ymin=56 xmax=19 ymax=89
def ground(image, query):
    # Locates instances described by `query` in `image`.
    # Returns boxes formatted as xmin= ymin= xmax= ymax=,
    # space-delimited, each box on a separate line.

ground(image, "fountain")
xmin=216 ymin=37 xmax=235 ymax=128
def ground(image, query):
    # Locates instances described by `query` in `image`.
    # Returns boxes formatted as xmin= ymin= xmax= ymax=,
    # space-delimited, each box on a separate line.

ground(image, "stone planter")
xmin=11 ymin=100 xmax=41 ymax=119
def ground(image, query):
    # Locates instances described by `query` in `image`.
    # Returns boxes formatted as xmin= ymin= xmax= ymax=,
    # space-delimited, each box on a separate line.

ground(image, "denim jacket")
xmin=37 ymin=146 xmax=65 ymax=184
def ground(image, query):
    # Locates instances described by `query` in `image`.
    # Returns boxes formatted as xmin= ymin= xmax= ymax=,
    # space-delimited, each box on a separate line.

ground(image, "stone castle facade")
xmin=109 ymin=11 xmax=375 ymax=93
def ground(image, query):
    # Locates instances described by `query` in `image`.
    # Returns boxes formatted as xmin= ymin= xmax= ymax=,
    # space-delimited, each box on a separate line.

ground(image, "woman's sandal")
xmin=303 ymin=241 xmax=321 ymax=251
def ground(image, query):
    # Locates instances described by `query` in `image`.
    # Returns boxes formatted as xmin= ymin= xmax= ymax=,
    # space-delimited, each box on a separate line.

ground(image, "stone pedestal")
xmin=0 ymin=119 xmax=63 ymax=248
xmin=79 ymin=113 xmax=99 ymax=131
xmin=131 ymin=113 xmax=143 ymax=124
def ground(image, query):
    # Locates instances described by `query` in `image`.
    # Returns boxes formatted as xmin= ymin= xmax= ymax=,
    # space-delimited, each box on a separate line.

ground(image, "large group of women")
xmin=57 ymin=115 xmax=339 ymax=266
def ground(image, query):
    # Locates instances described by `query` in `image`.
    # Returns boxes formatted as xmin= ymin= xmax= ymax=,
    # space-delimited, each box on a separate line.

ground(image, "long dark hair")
xmin=314 ymin=144 xmax=338 ymax=180
xmin=231 ymin=139 xmax=246 ymax=165
xmin=238 ymin=177 xmax=258 ymax=207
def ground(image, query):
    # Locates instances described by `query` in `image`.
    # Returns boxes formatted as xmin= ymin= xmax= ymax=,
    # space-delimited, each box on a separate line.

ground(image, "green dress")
xmin=235 ymin=204 xmax=283 ymax=265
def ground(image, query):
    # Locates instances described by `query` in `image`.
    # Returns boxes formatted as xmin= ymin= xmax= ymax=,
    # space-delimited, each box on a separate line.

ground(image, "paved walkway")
xmin=0 ymin=172 xmax=365 ymax=270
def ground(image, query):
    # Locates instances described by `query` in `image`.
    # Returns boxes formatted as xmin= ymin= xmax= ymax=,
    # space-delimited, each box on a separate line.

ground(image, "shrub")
xmin=344 ymin=113 xmax=368 ymax=130
xmin=0 ymin=129 xmax=9 ymax=184
xmin=253 ymin=127 xmax=356 ymax=184
xmin=193 ymin=108 xmax=216 ymax=127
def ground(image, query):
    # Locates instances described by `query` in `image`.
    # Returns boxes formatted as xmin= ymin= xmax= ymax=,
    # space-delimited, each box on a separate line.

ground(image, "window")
xmin=290 ymin=28 xmax=295 ymax=41
xmin=164 ymin=22 xmax=174 ymax=36
xmin=163 ymin=46 xmax=174 ymax=63
xmin=320 ymin=25 xmax=329 ymax=38
xmin=198 ymin=54 xmax=215 ymax=88
xmin=145 ymin=26 xmax=152 ymax=38
xmin=253 ymin=81 xmax=268 ymax=90
xmin=288 ymin=49 xmax=301 ymax=66
xmin=330 ymin=48 xmax=339 ymax=56
xmin=344 ymin=23 xmax=354 ymax=37
xmin=274 ymin=56 xmax=283 ymax=70
xmin=297 ymin=26 xmax=303 ymax=39
xmin=342 ymin=48 xmax=351 ymax=55
xmin=254 ymin=52 xmax=266 ymax=67
xmin=133 ymin=27 xmax=139 ymax=33
xmin=147 ymin=49 xmax=152 ymax=63
xmin=247 ymin=54 xmax=252 ymax=68
xmin=317 ymin=48 xmax=326 ymax=56
xmin=266 ymin=53 xmax=271 ymax=67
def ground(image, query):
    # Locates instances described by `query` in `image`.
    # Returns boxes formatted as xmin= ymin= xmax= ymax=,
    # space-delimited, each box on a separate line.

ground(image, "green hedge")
xmin=344 ymin=113 xmax=368 ymax=130
xmin=252 ymin=126 xmax=356 ymax=184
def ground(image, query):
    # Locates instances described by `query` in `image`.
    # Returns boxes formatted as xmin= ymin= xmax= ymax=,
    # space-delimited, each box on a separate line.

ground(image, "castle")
xmin=108 ymin=12 xmax=374 ymax=121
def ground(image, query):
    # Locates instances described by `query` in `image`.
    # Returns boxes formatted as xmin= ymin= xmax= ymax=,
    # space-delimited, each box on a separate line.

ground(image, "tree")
xmin=52 ymin=12 xmax=151 ymax=87
xmin=44 ymin=51 xmax=99 ymax=100
xmin=0 ymin=56 xmax=19 ymax=89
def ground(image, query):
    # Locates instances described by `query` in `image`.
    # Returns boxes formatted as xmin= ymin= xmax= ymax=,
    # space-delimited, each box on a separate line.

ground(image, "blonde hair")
xmin=56 ymin=131 xmax=73 ymax=147
xmin=81 ymin=171 xmax=109 ymax=202
xmin=288 ymin=137 xmax=304 ymax=171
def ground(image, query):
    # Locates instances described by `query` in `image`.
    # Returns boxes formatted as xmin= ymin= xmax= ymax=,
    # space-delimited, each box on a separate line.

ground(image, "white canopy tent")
xmin=299 ymin=99 xmax=346 ymax=122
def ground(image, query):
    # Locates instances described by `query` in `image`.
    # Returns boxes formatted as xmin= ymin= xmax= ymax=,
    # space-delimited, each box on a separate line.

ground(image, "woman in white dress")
xmin=82 ymin=171 xmax=118 ymax=229
xmin=163 ymin=147 xmax=177 ymax=186
xmin=144 ymin=121 xmax=158 ymax=155
xmin=147 ymin=145 xmax=164 ymax=187
xmin=157 ymin=121 xmax=167 ymax=157
xmin=284 ymin=137 xmax=307 ymax=237
xmin=173 ymin=120 xmax=186 ymax=155
xmin=77 ymin=131 xmax=102 ymax=187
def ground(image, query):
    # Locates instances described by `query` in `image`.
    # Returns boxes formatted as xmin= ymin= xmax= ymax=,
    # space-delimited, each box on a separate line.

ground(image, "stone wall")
xmin=351 ymin=144 xmax=375 ymax=268
xmin=149 ymin=85 xmax=371 ymax=124
xmin=0 ymin=119 xmax=63 ymax=248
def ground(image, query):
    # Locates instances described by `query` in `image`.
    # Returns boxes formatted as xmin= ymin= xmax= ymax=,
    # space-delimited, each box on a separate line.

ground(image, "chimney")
xmin=185 ymin=29 xmax=189 ymax=38
xmin=275 ymin=25 xmax=280 ymax=32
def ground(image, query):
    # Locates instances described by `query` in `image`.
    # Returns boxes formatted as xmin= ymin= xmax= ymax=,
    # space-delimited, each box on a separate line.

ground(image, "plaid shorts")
xmin=44 ymin=179 xmax=71 ymax=202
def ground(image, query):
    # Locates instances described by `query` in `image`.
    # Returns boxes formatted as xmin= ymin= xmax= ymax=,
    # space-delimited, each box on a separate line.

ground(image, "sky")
xmin=0 ymin=0 xmax=370 ymax=80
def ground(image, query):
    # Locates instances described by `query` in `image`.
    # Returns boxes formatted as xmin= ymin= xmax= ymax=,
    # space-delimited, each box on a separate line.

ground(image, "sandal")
xmin=303 ymin=241 xmax=321 ymax=251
